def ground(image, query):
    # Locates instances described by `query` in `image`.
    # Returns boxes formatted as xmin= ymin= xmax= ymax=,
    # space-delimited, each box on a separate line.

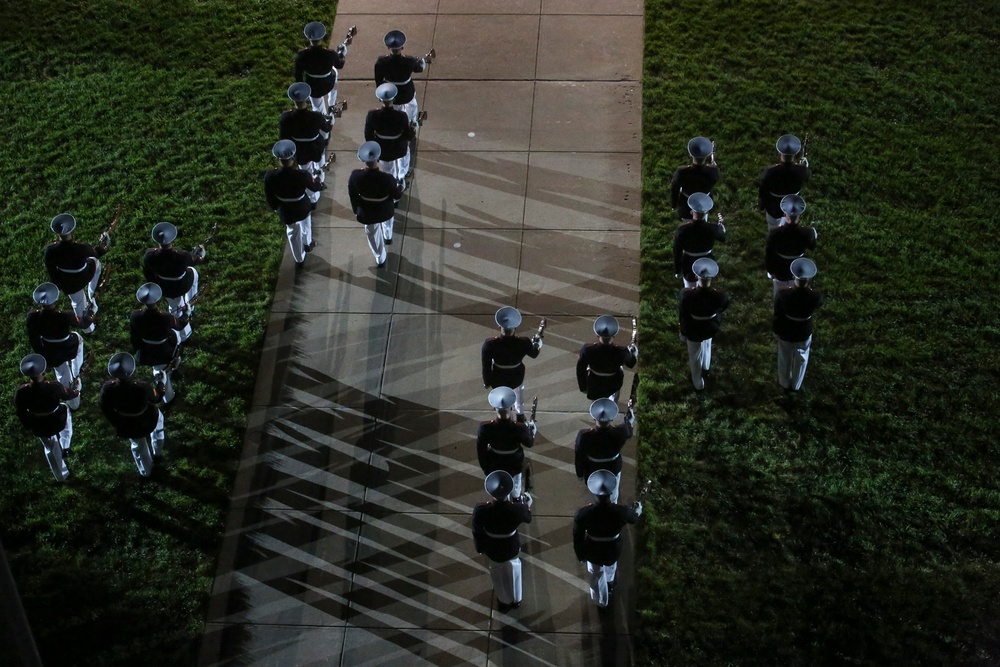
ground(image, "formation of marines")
xmin=15 ymin=214 xmax=209 ymax=481
xmin=672 ymin=134 xmax=824 ymax=392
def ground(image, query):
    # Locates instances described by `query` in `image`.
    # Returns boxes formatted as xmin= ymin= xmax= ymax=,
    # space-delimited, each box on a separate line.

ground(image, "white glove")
xmin=632 ymin=500 xmax=643 ymax=517
xmin=627 ymin=343 xmax=639 ymax=359
xmin=532 ymin=335 xmax=543 ymax=351
xmin=528 ymin=421 xmax=538 ymax=437
xmin=625 ymin=409 xmax=636 ymax=428
xmin=337 ymin=44 xmax=348 ymax=56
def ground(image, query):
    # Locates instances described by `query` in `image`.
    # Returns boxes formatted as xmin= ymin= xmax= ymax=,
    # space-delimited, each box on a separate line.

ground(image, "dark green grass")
xmin=0 ymin=2 xmax=329 ymax=665
xmin=638 ymin=0 xmax=1000 ymax=665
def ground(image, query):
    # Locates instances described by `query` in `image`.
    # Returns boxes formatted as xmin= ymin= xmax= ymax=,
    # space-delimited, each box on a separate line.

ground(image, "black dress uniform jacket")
xmin=679 ymin=286 xmax=731 ymax=342
xmin=142 ymin=247 xmax=200 ymax=299
xmin=279 ymin=109 xmax=331 ymax=164
xmin=575 ymin=422 xmax=634 ymax=480
xmin=27 ymin=309 xmax=82 ymax=366
xmin=264 ymin=167 xmax=321 ymax=225
xmin=670 ymin=164 xmax=721 ymax=218
xmin=773 ymin=286 xmax=824 ymax=342
xmin=476 ymin=419 xmax=535 ymax=477
xmin=576 ymin=342 xmax=637 ymax=400
xmin=130 ymin=308 xmax=183 ymax=366
xmin=15 ymin=381 xmax=75 ymax=437
xmin=481 ymin=335 xmax=540 ymax=389
xmin=44 ymin=240 xmax=102 ymax=294
xmin=99 ymin=379 xmax=160 ymax=439
xmin=573 ymin=501 xmax=639 ymax=566
xmin=765 ymin=223 xmax=818 ymax=280
xmin=757 ymin=162 xmax=810 ymax=218
xmin=348 ymin=168 xmax=404 ymax=224
xmin=472 ymin=499 xmax=531 ymax=563
xmin=294 ymin=46 xmax=345 ymax=97
xmin=673 ymin=219 xmax=727 ymax=282
xmin=374 ymin=54 xmax=425 ymax=105
xmin=364 ymin=107 xmax=414 ymax=162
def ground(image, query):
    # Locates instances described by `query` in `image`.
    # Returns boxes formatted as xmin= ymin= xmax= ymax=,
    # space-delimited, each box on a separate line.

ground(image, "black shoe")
xmin=304 ymin=241 xmax=316 ymax=252
xmin=497 ymin=600 xmax=521 ymax=613
xmin=295 ymin=261 xmax=305 ymax=271
xmin=62 ymin=448 xmax=72 ymax=459
xmin=376 ymin=259 xmax=387 ymax=268
xmin=385 ymin=237 xmax=393 ymax=245
xmin=516 ymin=413 xmax=526 ymax=424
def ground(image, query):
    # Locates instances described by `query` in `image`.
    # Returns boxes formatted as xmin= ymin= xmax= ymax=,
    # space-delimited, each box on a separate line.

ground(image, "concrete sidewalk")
xmin=200 ymin=1 xmax=643 ymax=664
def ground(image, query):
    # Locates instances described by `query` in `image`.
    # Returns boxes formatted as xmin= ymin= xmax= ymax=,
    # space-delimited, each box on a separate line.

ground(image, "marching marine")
xmin=264 ymin=140 xmax=323 ymax=270
xmin=279 ymin=82 xmax=332 ymax=199
xmin=576 ymin=315 xmax=638 ymax=401
xmin=673 ymin=192 xmax=727 ymax=289
xmin=679 ymin=258 xmax=730 ymax=391
xmin=573 ymin=470 xmax=643 ymax=610
xmin=575 ymin=399 xmax=635 ymax=503
xmin=43 ymin=213 xmax=108 ymax=330
xmin=348 ymin=141 xmax=404 ymax=266
xmin=476 ymin=388 xmax=536 ymax=504
xmin=26 ymin=282 xmax=91 ymax=409
xmin=365 ymin=83 xmax=415 ymax=188
xmin=142 ymin=222 xmax=205 ymax=327
xmin=765 ymin=194 xmax=817 ymax=297
xmin=295 ymin=21 xmax=349 ymax=119
xmin=774 ymin=258 xmax=824 ymax=391
xmin=130 ymin=283 xmax=187 ymax=404
xmin=14 ymin=354 xmax=79 ymax=482
xmin=471 ymin=470 xmax=532 ymax=613
xmin=481 ymin=306 xmax=543 ymax=420
xmin=758 ymin=134 xmax=811 ymax=231
xmin=99 ymin=353 xmax=166 ymax=478
xmin=670 ymin=137 xmax=720 ymax=220
xmin=374 ymin=30 xmax=432 ymax=128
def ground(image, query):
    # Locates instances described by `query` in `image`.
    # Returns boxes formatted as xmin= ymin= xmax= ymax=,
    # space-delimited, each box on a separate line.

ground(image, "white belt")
xmin=785 ymin=314 xmax=812 ymax=322
xmin=485 ymin=529 xmax=517 ymax=538
xmin=683 ymin=249 xmax=712 ymax=257
xmin=30 ymin=405 xmax=61 ymax=416
xmin=157 ymin=272 xmax=187 ymax=281
xmin=587 ymin=533 xmax=620 ymax=542
xmin=375 ymin=132 xmax=403 ymax=140
xmin=489 ymin=447 xmax=520 ymax=455
xmin=360 ymin=194 xmax=389 ymax=202
xmin=770 ymin=190 xmax=799 ymax=197
xmin=589 ymin=369 xmax=617 ymax=377
xmin=492 ymin=362 xmax=521 ymax=369
xmin=117 ymin=407 xmax=148 ymax=417
xmin=690 ymin=313 xmax=717 ymax=321
xmin=276 ymin=195 xmax=305 ymax=202
xmin=387 ymin=78 xmax=411 ymax=85
xmin=293 ymin=134 xmax=321 ymax=142
xmin=142 ymin=338 xmax=169 ymax=345
xmin=304 ymin=70 xmax=333 ymax=79
xmin=42 ymin=335 xmax=72 ymax=343
xmin=57 ymin=264 xmax=88 ymax=274
xmin=588 ymin=454 xmax=620 ymax=463
xmin=777 ymin=252 xmax=804 ymax=260
xmin=680 ymin=188 xmax=711 ymax=197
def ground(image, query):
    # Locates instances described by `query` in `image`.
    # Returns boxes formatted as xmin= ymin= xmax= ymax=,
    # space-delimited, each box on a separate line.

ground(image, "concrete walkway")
xmin=200 ymin=1 xmax=642 ymax=664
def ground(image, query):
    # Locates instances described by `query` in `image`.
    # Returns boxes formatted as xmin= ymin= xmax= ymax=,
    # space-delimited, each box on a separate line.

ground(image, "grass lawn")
xmin=636 ymin=0 xmax=1000 ymax=664
xmin=0 ymin=2 xmax=328 ymax=664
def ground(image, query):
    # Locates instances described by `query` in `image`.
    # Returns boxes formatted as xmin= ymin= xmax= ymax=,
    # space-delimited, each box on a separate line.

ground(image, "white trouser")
xmin=365 ymin=222 xmax=388 ymax=264
xmin=67 ymin=259 xmax=102 ymax=324
xmin=309 ymin=72 xmax=338 ymax=119
xmin=587 ymin=560 xmax=619 ymax=608
xmin=511 ymin=471 xmax=524 ymax=500
xmin=380 ymin=148 xmax=411 ymax=184
xmin=490 ymin=557 xmax=522 ymax=605
xmin=164 ymin=268 xmax=199 ymax=326
xmin=777 ymin=335 xmax=812 ymax=391
xmin=53 ymin=334 xmax=84 ymax=410
xmin=682 ymin=277 xmax=697 ymax=289
xmin=286 ymin=216 xmax=313 ymax=264
xmin=772 ymin=278 xmax=794 ymax=299
xmin=129 ymin=409 xmax=165 ymax=477
xmin=39 ymin=410 xmax=73 ymax=482
xmin=397 ymin=99 xmax=418 ymax=127
xmin=685 ymin=338 xmax=712 ymax=390
xmin=766 ymin=213 xmax=784 ymax=230
xmin=513 ymin=385 xmax=525 ymax=416
xmin=608 ymin=471 xmax=622 ymax=504
xmin=300 ymin=163 xmax=324 ymax=200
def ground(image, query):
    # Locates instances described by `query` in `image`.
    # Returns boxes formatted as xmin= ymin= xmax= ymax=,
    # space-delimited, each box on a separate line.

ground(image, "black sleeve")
xmin=481 ymin=341 xmax=492 ymax=386
xmin=524 ymin=337 xmax=540 ymax=360
xmin=576 ymin=346 xmax=589 ymax=392
xmin=574 ymin=432 xmax=586 ymax=480
xmin=670 ymin=169 xmax=682 ymax=210
xmin=672 ymin=226 xmax=683 ymax=275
